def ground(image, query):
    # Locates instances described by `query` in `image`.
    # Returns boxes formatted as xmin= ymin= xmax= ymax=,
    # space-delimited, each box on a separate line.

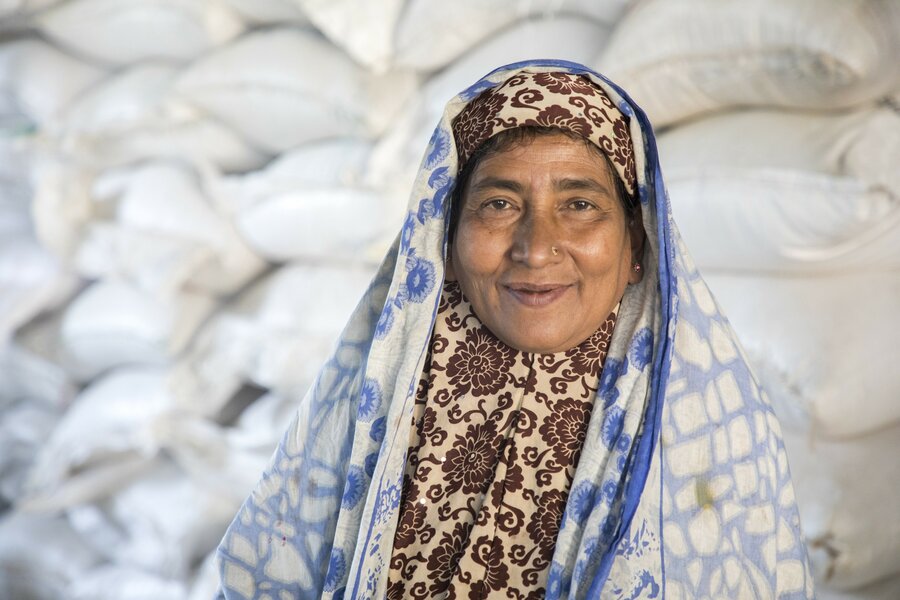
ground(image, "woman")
xmin=215 ymin=62 xmax=813 ymax=599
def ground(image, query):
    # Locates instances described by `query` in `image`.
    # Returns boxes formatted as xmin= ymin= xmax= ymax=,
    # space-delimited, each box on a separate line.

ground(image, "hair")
xmin=448 ymin=126 xmax=637 ymax=242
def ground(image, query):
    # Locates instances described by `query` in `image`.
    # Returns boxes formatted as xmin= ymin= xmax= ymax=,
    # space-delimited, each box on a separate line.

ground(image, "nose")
xmin=509 ymin=209 xmax=562 ymax=267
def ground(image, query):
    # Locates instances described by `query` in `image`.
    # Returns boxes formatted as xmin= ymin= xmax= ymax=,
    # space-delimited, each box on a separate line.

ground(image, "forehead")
xmin=469 ymin=133 xmax=615 ymax=185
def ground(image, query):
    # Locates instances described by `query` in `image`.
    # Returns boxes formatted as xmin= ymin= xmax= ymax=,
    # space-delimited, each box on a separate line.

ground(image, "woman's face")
xmin=448 ymin=133 xmax=643 ymax=354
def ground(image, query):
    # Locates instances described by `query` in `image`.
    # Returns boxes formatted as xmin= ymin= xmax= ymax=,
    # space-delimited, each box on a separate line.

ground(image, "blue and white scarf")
xmin=215 ymin=61 xmax=814 ymax=600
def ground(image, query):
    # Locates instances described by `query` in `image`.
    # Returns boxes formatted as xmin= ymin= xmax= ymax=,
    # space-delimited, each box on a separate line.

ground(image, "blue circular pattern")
xmin=629 ymin=327 xmax=654 ymax=371
xmin=601 ymin=479 xmax=619 ymax=505
xmin=601 ymin=405 xmax=625 ymax=449
xmin=357 ymin=377 xmax=382 ymax=423
xmin=404 ymin=256 xmax=436 ymax=303
xmin=369 ymin=416 xmax=386 ymax=443
xmin=598 ymin=357 xmax=624 ymax=408
xmin=341 ymin=466 xmax=366 ymax=510
xmin=567 ymin=481 xmax=597 ymax=524
xmin=424 ymin=127 xmax=450 ymax=169
xmin=364 ymin=452 xmax=378 ymax=478
xmin=374 ymin=302 xmax=394 ymax=340
xmin=324 ymin=548 xmax=346 ymax=591
xmin=400 ymin=213 xmax=416 ymax=254
xmin=546 ymin=562 xmax=564 ymax=599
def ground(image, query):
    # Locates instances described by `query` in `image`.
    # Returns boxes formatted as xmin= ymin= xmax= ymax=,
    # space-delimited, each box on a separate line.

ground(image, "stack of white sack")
xmin=210 ymin=138 xmax=395 ymax=264
xmin=64 ymin=460 xmax=239 ymax=583
xmin=72 ymin=161 xmax=266 ymax=297
xmin=34 ymin=0 xmax=246 ymax=66
xmin=0 ymin=146 xmax=79 ymax=343
xmin=44 ymin=63 xmax=268 ymax=172
xmin=0 ymin=511 xmax=102 ymax=599
xmin=394 ymin=0 xmax=630 ymax=71
xmin=19 ymin=367 xmax=204 ymax=511
xmin=598 ymin=0 xmax=900 ymax=128
xmin=608 ymin=1 xmax=900 ymax=593
xmin=172 ymin=27 xmax=418 ymax=154
xmin=180 ymin=262 xmax=376 ymax=400
xmin=657 ymin=108 xmax=900 ymax=439
xmin=0 ymin=340 xmax=74 ymax=506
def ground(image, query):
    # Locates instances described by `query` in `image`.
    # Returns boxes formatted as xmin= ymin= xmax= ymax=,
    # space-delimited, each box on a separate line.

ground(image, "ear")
xmin=627 ymin=204 xmax=646 ymax=285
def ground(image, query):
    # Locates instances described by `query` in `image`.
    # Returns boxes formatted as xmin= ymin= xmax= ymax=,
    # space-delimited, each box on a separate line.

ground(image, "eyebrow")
xmin=468 ymin=176 xmax=613 ymax=196
xmin=555 ymin=177 xmax=613 ymax=196
xmin=468 ymin=176 xmax=525 ymax=195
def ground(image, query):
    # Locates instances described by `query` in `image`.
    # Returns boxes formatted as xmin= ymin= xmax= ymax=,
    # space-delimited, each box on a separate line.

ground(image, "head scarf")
xmin=452 ymin=70 xmax=636 ymax=196
xmin=215 ymin=61 xmax=814 ymax=599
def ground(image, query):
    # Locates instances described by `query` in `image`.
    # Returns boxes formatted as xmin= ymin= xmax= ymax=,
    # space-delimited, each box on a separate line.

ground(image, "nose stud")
xmin=551 ymin=246 xmax=559 ymax=256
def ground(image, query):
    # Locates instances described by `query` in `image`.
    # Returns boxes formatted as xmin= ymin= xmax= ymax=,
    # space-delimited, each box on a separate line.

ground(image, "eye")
xmin=482 ymin=198 xmax=512 ymax=210
xmin=567 ymin=199 xmax=596 ymax=211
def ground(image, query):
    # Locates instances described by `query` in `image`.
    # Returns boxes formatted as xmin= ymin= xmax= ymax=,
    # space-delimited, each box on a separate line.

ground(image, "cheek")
xmin=576 ymin=228 xmax=631 ymax=280
xmin=454 ymin=224 xmax=506 ymax=279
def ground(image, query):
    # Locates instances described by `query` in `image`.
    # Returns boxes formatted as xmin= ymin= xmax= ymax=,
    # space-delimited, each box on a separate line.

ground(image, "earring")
xmin=633 ymin=262 xmax=641 ymax=272
xmin=551 ymin=246 xmax=559 ymax=256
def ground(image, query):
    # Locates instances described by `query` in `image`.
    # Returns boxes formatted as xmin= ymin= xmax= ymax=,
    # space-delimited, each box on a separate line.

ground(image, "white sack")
xmin=0 ymin=39 xmax=106 ymax=127
xmin=220 ymin=0 xmax=306 ymax=24
xmin=703 ymin=271 xmax=899 ymax=438
xmin=37 ymin=0 xmax=245 ymax=65
xmin=68 ymin=462 xmax=238 ymax=580
xmin=21 ymin=368 xmax=176 ymax=509
xmin=60 ymin=280 xmax=215 ymax=380
xmin=0 ymin=341 xmax=75 ymax=411
xmin=782 ymin=425 xmax=900 ymax=589
xmin=395 ymin=0 xmax=630 ymax=71
xmin=174 ymin=28 xmax=417 ymax=153
xmin=657 ymin=107 xmax=900 ymax=199
xmin=152 ymin=392 xmax=295 ymax=503
xmin=229 ymin=187 xmax=388 ymax=262
xmin=221 ymin=138 xmax=371 ymax=194
xmin=57 ymin=64 xmax=266 ymax=172
xmin=599 ymin=0 xmax=900 ymax=126
xmin=208 ymin=262 xmax=375 ymax=395
xmin=423 ymin=16 xmax=614 ymax=125
xmin=0 ymin=397 xmax=59 ymax=502
xmin=294 ymin=0 xmax=403 ymax=72
xmin=188 ymin=551 xmax=220 ymax=600
xmin=0 ymin=0 xmax=60 ymax=18
xmin=819 ymin=574 xmax=900 ymax=600
xmin=76 ymin=162 xmax=265 ymax=296
xmin=213 ymin=139 xmax=392 ymax=262
xmin=68 ymin=566 xmax=188 ymax=600
xmin=0 ymin=232 xmax=79 ymax=342
xmin=667 ymin=167 xmax=900 ymax=273
xmin=0 ymin=511 xmax=102 ymax=600
xmin=29 ymin=157 xmax=96 ymax=260
xmin=0 ymin=135 xmax=31 ymax=223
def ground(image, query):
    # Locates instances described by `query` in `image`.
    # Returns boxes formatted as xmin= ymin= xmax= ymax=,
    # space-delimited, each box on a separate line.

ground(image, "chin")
xmin=501 ymin=330 xmax=569 ymax=355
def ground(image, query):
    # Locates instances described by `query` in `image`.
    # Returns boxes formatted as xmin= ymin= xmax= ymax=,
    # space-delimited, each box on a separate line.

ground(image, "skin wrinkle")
xmin=446 ymin=132 xmax=645 ymax=354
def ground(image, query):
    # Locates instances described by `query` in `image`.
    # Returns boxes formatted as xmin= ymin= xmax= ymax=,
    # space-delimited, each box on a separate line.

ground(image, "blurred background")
xmin=0 ymin=0 xmax=897 ymax=598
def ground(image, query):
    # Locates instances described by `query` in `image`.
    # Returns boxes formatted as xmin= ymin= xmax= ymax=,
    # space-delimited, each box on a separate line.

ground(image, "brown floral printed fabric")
xmin=451 ymin=71 xmax=636 ymax=196
xmin=387 ymin=281 xmax=617 ymax=599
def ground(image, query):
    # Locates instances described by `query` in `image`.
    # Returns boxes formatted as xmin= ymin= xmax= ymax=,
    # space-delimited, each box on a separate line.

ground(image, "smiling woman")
xmin=215 ymin=63 xmax=814 ymax=599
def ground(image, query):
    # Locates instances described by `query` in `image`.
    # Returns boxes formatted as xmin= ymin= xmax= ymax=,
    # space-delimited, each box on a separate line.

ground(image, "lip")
xmin=503 ymin=282 xmax=573 ymax=307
